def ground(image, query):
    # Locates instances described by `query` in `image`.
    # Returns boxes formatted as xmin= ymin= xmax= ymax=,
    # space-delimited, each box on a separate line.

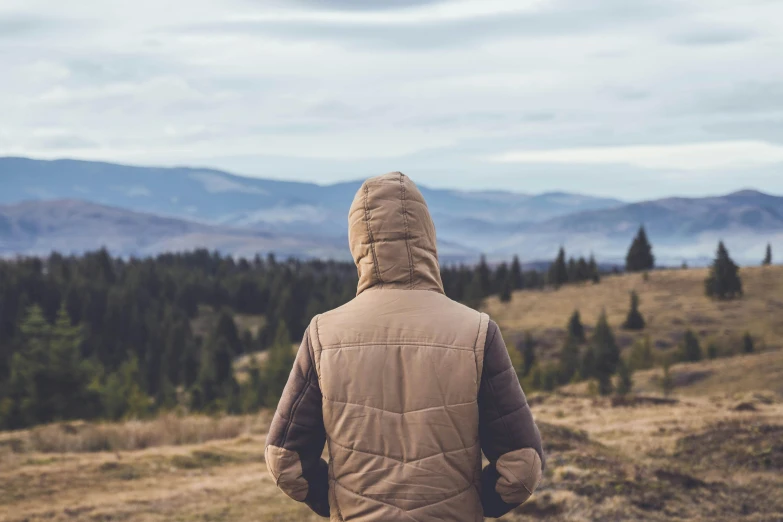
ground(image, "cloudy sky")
xmin=1 ymin=0 xmax=782 ymax=199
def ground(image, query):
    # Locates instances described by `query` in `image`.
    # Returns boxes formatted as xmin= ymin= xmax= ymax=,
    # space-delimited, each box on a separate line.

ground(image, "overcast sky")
xmin=1 ymin=0 xmax=782 ymax=199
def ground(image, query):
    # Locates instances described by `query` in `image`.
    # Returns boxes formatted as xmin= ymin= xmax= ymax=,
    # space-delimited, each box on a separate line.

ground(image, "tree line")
xmin=0 ymin=249 xmax=558 ymax=430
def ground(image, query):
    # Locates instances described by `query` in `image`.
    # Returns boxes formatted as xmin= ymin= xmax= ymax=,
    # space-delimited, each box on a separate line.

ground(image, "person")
xmin=265 ymin=172 xmax=544 ymax=521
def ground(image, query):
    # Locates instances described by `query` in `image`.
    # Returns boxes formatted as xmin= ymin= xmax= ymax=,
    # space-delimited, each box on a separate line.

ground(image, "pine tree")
xmin=589 ymin=254 xmax=601 ymax=284
xmin=580 ymin=346 xmax=596 ymax=380
xmin=591 ymin=310 xmax=620 ymax=396
xmin=8 ymin=305 xmax=99 ymax=427
xmin=677 ymin=329 xmax=702 ymax=362
xmin=548 ymin=247 xmax=569 ymax=288
xmin=743 ymin=332 xmax=754 ymax=353
xmin=264 ymin=320 xmax=295 ymax=406
xmin=477 ymin=255 xmax=492 ymax=297
xmin=615 ymin=359 xmax=633 ymax=396
xmin=622 ymin=291 xmax=646 ymax=330
xmin=567 ymin=310 xmax=586 ymax=343
xmin=517 ymin=333 xmax=536 ymax=377
xmin=559 ymin=335 xmax=581 ymax=384
xmin=510 ymin=255 xmax=524 ymax=290
xmin=625 ymin=226 xmax=655 ymax=272
xmin=705 ymin=241 xmax=743 ymax=300
xmin=762 ymin=244 xmax=772 ymax=266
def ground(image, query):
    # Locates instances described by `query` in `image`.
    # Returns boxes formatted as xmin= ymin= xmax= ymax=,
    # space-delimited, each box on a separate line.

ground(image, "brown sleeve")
xmin=478 ymin=320 xmax=544 ymax=519
xmin=264 ymin=327 xmax=329 ymax=518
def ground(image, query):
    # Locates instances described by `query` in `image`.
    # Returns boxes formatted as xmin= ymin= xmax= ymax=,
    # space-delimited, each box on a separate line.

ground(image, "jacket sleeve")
xmin=264 ymin=327 xmax=329 ymax=518
xmin=479 ymin=320 xmax=545 ymax=519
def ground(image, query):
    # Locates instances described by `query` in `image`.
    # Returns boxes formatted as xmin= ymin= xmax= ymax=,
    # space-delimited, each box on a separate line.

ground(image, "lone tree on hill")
xmin=567 ymin=310 xmax=586 ymax=343
xmin=592 ymin=310 xmax=620 ymax=396
xmin=625 ymin=226 xmax=655 ymax=272
xmin=763 ymin=244 xmax=772 ymax=266
xmin=678 ymin=329 xmax=702 ymax=363
xmin=622 ymin=291 xmax=646 ymax=330
xmin=705 ymin=241 xmax=743 ymax=300
xmin=548 ymin=247 xmax=569 ymax=288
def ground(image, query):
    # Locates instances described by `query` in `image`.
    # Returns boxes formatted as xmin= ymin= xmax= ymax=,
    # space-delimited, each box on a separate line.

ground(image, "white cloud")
xmin=486 ymin=141 xmax=783 ymax=171
xmin=1 ymin=0 xmax=783 ymax=198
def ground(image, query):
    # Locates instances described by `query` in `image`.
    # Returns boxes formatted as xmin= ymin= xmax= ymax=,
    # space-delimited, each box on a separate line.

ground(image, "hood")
xmin=348 ymin=172 xmax=444 ymax=295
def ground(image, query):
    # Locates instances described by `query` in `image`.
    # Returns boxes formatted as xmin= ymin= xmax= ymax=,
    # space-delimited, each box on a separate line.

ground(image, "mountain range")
xmin=1 ymin=157 xmax=782 ymax=265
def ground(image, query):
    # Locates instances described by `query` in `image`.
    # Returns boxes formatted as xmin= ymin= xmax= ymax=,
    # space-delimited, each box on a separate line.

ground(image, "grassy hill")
xmin=484 ymin=265 xmax=783 ymax=359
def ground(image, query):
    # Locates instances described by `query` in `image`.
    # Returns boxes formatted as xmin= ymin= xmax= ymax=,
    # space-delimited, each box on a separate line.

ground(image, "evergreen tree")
xmin=567 ymin=310 xmax=586 ymax=343
xmin=591 ymin=310 xmax=620 ymax=396
xmin=589 ymin=255 xmax=601 ymax=284
xmin=580 ymin=346 xmax=596 ymax=380
xmin=615 ymin=359 xmax=633 ymax=396
xmin=762 ymin=244 xmax=772 ymax=266
xmin=241 ymin=355 xmax=265 ymax=413
xmin=705 ymin=241 xmax=743 ymax=300
xmin=264 ymin=320 xmax=295 ymax=406
xmin=628 ymin=336 xmax=654 ymax=371
xmin=677 ymin=329 xmax=702 ymax=362
xmin=464 ymin=270 xmax=485 ymax=310
xmin=476 ymin=255 xmax=492 ymax=297
xmin=567 ymin=257 xmax=577 ymax=283
xmin=548 ymin=247 xmax=569 ymax=288
xmin=7 ymin=305 xmax=99 ymax=427
xmin=625 ymin=226 xmax=655 ymax=272
xmin=743 ymin=332 xmax=754 ymax=353
xmin=517 ymin=333 xmax=536 ymax=377
xmin=510 ymin=255 xmax=524 ymax=290
xmin=622 ymin=291 xmax=646 ymax=330
xmin=559 ymin=334 xmax=581 ymax=384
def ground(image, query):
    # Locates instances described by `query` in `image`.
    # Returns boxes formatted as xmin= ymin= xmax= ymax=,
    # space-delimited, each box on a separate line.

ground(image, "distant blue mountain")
xmin=1 ymin=157 xmax=781 ymax=265
xmin=0 ymin=157 xmax=624 ymax=236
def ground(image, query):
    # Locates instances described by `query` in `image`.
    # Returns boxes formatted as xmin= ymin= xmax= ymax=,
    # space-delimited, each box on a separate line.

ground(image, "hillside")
xmin=2 ymin=265 xmax=783 ymax=521
xmin=1 ymin=349 xmax=781 ymax=521
xmin=484 ymin=265 xmax=783 ymax=358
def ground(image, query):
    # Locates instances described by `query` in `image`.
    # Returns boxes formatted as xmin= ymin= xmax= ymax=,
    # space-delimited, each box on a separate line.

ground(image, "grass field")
xmin=2 ymin=267 xmax=782 ymax=521
xmin=484 ymin=265 xmax=783 ymax=357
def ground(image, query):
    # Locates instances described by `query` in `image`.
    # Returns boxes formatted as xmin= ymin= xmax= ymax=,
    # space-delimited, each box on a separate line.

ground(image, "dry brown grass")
xmin=484 ymin=265 xmax=783 ymax=357
xmin=0 ymin=411 xmax=272 ymax=455
xmin=2 ymin=349 xmax=782 ymax=521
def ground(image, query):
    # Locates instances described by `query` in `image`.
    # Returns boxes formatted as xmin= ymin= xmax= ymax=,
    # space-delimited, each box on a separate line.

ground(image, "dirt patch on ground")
xmin=675 ymin=419 xmax=783 ymax=471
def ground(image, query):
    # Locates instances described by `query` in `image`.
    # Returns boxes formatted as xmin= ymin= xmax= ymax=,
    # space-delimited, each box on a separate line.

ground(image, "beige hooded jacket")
xmin=265 ymin=172 xmax=544 ymax=521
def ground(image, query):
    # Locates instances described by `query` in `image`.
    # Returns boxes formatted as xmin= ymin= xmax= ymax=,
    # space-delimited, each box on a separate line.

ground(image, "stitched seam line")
xmin=329 ymin=437 xmax=479 ymax=464
xmin=471 ymin=313 xmax=483 ymax=389
xmin=331 ymin=481 xmax=419 ymax=521
xmin=320 ymin=341 xmax=476 ymax=351
xmin=322 ymin=396 xmax=476 ymax=415
xmin=364 ymin=183 xmax=383 ymax=287
xmin=332 ymin=477 xmax=476 ymax=515
xmin=400 ymin=173 xmax=414 ymax=289
xmin=281 ymin=379 xmax=310 ymax=447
